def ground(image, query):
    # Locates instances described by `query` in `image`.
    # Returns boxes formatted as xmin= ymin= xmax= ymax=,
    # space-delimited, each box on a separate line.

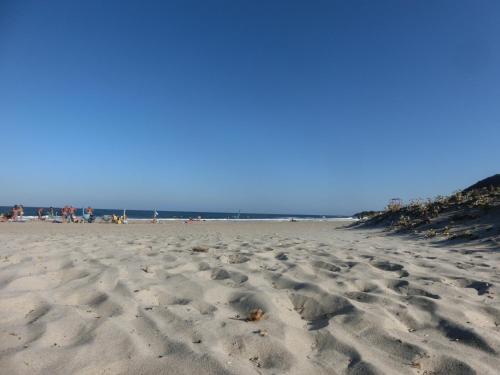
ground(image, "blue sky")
xmin=1 ymin=0 xmax=499 ymax=215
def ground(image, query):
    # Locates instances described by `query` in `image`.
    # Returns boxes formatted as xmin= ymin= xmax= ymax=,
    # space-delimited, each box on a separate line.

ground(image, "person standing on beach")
xmin=37 ymin=207 xmax=44 ymax=220
xmin=10 ymin=205 xmax=24 ymax=221
xmin=69 ymin=206 xmax=76 ymax=222
xmin=85 ymin=206 xmax=95 ymax=223
xmin=62 ymin=205 xmax=73 ymax=223
xmin=61 ymin=206 xmax=68 ymax=222
xmin=152 ymin=208 xmax=159 ymax=223
xmin=11 ymin=205 xmax=19 ymax=221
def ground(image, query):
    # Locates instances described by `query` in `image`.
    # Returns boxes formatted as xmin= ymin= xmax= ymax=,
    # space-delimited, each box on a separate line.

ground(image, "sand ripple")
xmin=0 ymin=222 xmax=499 ymax=374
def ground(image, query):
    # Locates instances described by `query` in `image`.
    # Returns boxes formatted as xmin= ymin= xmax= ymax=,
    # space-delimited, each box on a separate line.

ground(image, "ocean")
xmin=0 ymin=206 xmax=350 ymax=221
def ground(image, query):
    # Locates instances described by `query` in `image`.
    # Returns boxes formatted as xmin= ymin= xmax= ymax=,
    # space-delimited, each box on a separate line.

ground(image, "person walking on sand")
xmin=152 ymin=208 xmax=159 ymax=223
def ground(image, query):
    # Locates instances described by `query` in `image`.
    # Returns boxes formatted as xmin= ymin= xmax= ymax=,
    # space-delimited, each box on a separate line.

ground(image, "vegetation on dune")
xmin=355 ymin=176 xmax=500 ymax=244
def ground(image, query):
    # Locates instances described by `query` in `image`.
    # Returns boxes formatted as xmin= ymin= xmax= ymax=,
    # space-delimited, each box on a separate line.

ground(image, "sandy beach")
xmin=0 ymin=221 xmax=499 ymax=374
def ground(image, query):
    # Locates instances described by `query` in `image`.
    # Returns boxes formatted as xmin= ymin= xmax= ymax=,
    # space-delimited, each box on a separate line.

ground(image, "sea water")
xmin=0 ymin=206 xmax=350 ymax=221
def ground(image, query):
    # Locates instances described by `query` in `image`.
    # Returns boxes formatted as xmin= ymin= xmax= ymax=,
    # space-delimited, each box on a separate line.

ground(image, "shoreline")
xmin=3 ymin=216 xmax=357 ymax=223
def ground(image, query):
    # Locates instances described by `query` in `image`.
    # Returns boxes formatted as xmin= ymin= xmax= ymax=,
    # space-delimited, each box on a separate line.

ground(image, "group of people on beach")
xmin=12 ymin=204 xmax=24 ymax=220
xmin=0 ymin=204 xmax=25 ymax=222
xmin=37 ymin=207 xmax=54 ymax=219
xmin=1 ymin=205 xmax=95 ymax=223
xmin=59 ymin=206 xmax=95 ymax=223
xmin=60 ymin=206 xmax=78 ymax=222
xmin=2 ymin=206 xmax=206 ymax=224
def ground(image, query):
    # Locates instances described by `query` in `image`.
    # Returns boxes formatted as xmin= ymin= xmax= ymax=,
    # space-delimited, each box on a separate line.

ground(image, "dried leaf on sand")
xmin=192 ymin=246 xmax=209 ymax=253
xmin=247 ymin=308 xmax=265 ymax=321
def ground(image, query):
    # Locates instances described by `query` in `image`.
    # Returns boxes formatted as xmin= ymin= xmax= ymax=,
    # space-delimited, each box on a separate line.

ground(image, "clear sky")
xmin=1 ymin=1 xmax=499 ymax=215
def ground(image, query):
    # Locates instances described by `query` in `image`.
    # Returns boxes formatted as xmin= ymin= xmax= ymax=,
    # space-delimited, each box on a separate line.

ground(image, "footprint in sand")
xmin=464 ymin=280 xmax=492 ymax=296
xmin=417 ymin=355 xmax=476 ymax=375
xmin=371 ymin=260 xmax=404 ymax=272
xmin=222 ymin=254 xmax=250 ymax=264
xmin=289 ymin=291 xmax=356 ymax=329
xmin=211 ymin=268 xmax=248 ymax=284
xmin=437 ymin=318 xmax=495 ymax=353
xmin=311 ymin=260 xmax=341 ymax=273
xmin=198 ymin=261 xmax=210 ymax=271
xmin=211 ymin=268 xmax=231 ymax=280
xmin=275 ymin=252 xmax=288 ymax=261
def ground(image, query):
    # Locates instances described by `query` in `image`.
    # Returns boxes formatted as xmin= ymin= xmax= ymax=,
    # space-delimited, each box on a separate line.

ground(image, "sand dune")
xmin=0 ymin=221 xmax=499 ymax=374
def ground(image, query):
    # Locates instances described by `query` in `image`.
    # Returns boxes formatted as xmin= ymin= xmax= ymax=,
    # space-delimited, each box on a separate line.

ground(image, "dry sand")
xmin=0 ymin=221 xmax=499 ymax=374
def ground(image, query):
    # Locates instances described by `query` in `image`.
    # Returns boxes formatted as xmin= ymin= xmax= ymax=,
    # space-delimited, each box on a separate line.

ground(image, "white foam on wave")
xmin=127 ymin=217 xmax=356 ymax=222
